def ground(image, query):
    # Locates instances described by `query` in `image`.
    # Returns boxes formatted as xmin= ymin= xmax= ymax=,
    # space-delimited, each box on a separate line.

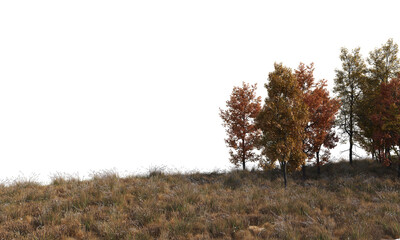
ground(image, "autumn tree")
xmin=357 ymin=39 xmax=400 ymax=161
xmin=381 ymin=76 xmax=400 ymax=177
xmin=219 ymin=82 xmax=262 ymax=170
xmin=334 ymin=47 xmax=366 ymax=165
xmin=370 ymin=77 xmax=400 ymax=168
xmin=295 ymin=63 xmax=340 ymax=176
xmin=257 ymin=63 xmax=308 ymax=188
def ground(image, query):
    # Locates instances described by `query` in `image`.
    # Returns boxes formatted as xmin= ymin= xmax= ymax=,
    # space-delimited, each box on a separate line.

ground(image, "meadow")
xmin=0 ymin=160 xmax=399 ymax=240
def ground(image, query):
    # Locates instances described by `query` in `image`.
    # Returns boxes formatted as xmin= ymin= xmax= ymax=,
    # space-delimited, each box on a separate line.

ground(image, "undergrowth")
xmin=0 ymin=160 xmax=399 ymax=239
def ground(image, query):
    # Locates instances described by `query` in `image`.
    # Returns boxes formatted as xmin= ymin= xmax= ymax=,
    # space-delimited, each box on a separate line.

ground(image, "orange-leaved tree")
xmin=257 ymin=63 xmax=309 ymax=188
xmin=295 ymin=63 xmax=341 ymax=176
xmin=219 ymin=82 xmax=262 ymax=170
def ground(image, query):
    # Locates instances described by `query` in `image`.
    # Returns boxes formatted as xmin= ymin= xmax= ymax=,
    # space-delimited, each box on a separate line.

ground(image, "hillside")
xmin=0 ymin=160 xmax=399 ymax=240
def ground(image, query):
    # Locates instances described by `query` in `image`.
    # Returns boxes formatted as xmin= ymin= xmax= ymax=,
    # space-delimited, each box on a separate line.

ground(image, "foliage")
xmin=370 ymin=76 xmax=400 ymax=165
xmin=257 ymin=63 xmax=308 ymax=187
xmin=334 ymin=47 xmax=367 ymax=165
xmin=295 ymin=63 xmax=340 ymax=172
xmin=367 ymin=38 xmax=400 ymax=85
xmin=357 ymin=39 xmax=400 ymax=161
xmin=220 ymin=82 xmax=262 ymax=170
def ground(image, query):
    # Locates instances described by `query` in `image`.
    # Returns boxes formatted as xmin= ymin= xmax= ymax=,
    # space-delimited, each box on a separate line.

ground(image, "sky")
xmin=0 ymin=1 xmax=399 ymax=183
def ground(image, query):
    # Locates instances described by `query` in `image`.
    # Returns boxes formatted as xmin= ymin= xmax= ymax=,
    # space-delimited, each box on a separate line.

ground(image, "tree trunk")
xmin=242 ymin=138 xmax=245 ymax=170
xmin=386 ymin=147 xmax=392 ymax=163
xmin=385 ymin=147 xmax=388 ymax=160
xmin=349 ymin=92 xmax=353 ymax=166
xmin=316 ymin=151 xmax=321 ymax=175
xmin=378 ymin=148 xmax=382 ymax=163
xmin=302 ymin=164 xmax=306 ymax=180
xmin=398 ymin=163 xmax=400 ymax=178
xmin=349 ymin=134 xmax=353 ymax=166
xmin=282 ymin=162 xmax=287 ymax=188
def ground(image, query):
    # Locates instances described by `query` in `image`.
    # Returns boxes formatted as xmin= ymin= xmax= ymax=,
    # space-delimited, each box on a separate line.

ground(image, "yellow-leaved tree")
xmin=257 ymin=63 xmax=309 ymax=188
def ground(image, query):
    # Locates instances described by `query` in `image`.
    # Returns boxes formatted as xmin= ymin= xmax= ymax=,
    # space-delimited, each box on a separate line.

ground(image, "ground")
xmin=0 ymin=160 xmax=399 ymax=239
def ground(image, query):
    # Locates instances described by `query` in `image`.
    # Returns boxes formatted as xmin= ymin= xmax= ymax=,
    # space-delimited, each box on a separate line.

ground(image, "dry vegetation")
xmin=0 ymin=160 xmax=399 ymax=240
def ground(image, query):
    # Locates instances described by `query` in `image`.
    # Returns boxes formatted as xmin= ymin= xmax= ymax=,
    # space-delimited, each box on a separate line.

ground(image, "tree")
xmin=383 ymin=76 xmax=400 ymax=177
xmin=219 ymin=82 xmax=262 ymax=170
xmin=334 ymin=47 xmax=366 ymax=165
xmin=370 ymin=76 xmax=400 ymax=176
xmin=357 ymin=39 xmax=400 ymax=161
xmin=295 ymin=63 xmax=340 ymax=176
xmin=257 ymin=63 xmax=308 ymax=188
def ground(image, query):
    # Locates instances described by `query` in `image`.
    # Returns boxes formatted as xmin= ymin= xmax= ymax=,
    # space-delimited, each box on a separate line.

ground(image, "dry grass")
xmin=0 ymin=160 xmax=399 ymax=239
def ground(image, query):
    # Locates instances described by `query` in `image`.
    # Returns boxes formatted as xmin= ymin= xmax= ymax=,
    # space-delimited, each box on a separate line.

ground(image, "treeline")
xmin=220 ymin=39 xmax=400 ymax=187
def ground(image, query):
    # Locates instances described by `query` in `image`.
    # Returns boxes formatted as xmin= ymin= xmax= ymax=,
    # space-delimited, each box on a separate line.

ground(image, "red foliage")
xmin=220 ymin=82 xmax=262 ymax=170
xmin=370 ymin=75 xmax=400 ymax=165
xmin=295 ymin=63 xmax=341 ymax=167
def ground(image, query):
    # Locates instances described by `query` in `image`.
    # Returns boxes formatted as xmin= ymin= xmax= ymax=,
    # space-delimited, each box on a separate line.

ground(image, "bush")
xmin=223 ymin=174 xmax=242 ymax=190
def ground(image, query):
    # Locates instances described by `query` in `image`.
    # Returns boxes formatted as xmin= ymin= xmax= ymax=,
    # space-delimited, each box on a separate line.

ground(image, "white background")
xmin=0 ymin=1 xmax=399 ymax=183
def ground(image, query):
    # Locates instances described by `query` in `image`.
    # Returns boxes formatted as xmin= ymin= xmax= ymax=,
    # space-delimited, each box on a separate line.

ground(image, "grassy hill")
xmin=0 ymin=160 xmax=399 ymax=240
